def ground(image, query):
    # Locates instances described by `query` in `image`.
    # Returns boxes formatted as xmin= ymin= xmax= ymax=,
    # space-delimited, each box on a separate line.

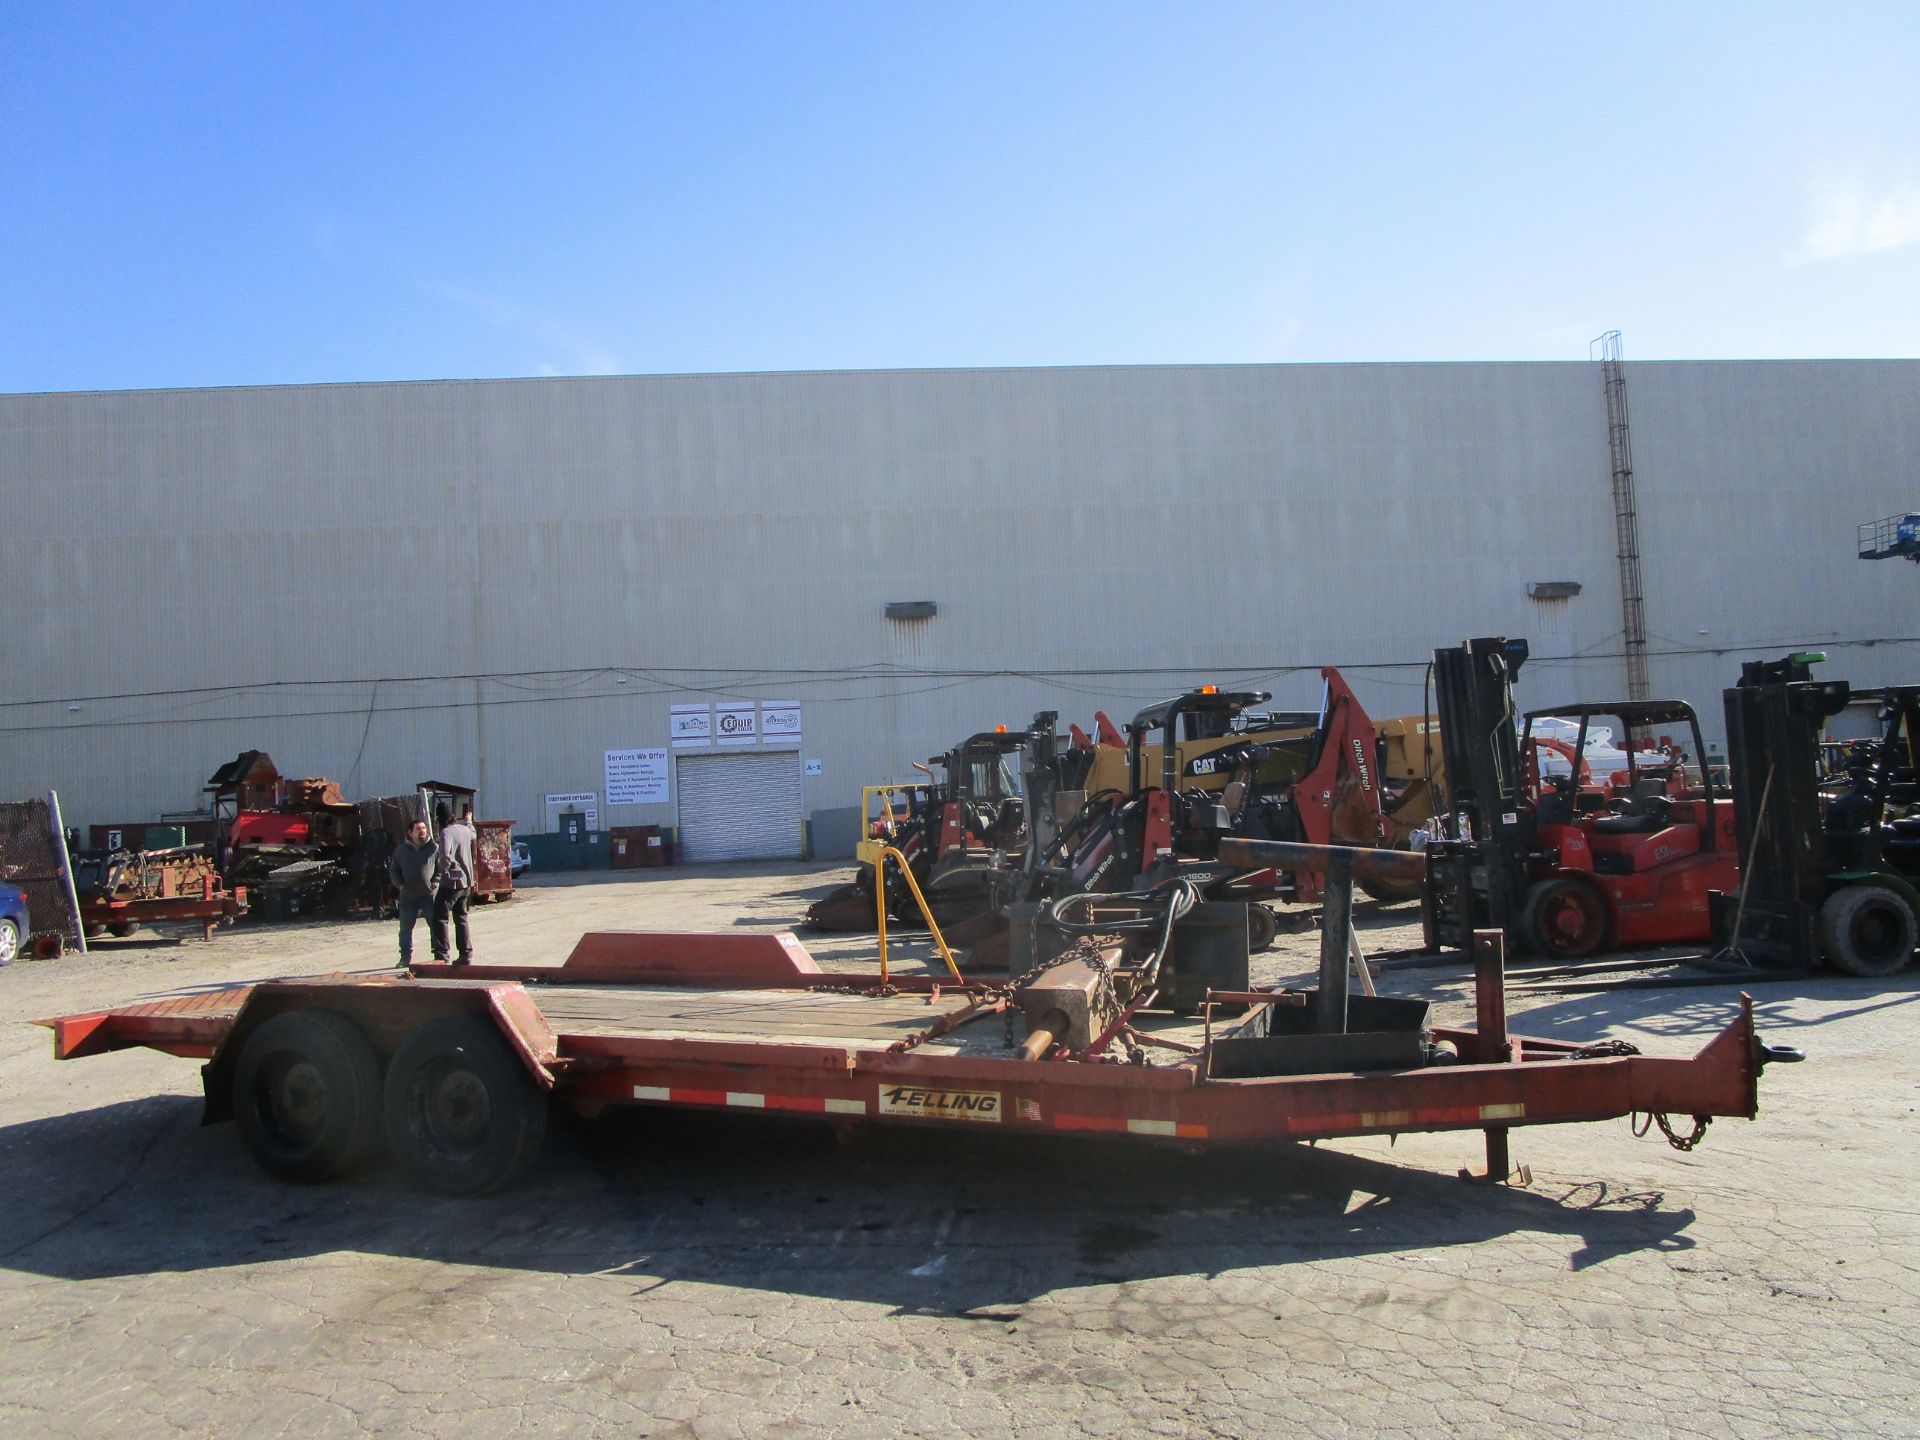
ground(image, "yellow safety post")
xmin=873 ymin=845 xmax=965 ymax=985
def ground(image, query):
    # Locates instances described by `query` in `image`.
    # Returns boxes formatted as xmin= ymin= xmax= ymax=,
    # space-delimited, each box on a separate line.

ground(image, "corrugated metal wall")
xmin=3 ymin=359 xmax=1915 ymax=852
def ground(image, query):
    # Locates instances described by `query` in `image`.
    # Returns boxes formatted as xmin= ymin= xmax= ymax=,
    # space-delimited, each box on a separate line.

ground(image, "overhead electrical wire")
xmin=3 ymin=633 xmax=1913 ymax=736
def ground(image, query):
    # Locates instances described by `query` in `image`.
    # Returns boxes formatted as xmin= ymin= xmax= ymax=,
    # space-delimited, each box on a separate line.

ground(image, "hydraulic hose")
xmin=1040 ymin=876 xmax=1202 ymax=990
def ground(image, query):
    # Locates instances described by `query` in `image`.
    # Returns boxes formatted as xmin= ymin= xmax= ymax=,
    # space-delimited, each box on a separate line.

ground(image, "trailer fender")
xmin=1829 ymin=870 xmax=1920 ymax=919
xmin=200 ymin=980 xmax=560 ymax=1126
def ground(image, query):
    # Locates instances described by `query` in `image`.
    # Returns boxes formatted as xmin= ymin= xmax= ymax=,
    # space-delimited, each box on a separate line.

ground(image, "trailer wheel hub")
xmin=420 ymin=1064 xmax=494 ymax=1153
xmin=263 ymin=1057 xmax=330 ymax=1144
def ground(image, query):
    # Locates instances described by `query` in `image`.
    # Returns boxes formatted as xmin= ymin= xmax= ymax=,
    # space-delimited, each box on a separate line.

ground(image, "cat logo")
xmin=877 ymin=1086 xmax=1003 ymax=1123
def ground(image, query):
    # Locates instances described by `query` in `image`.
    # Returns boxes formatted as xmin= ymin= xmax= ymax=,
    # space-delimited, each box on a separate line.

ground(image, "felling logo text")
xmin=877 ymin=1086 xmax=1003 ymax=1123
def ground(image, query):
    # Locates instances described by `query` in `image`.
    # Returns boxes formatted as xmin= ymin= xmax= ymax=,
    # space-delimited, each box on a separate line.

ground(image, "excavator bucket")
xmin=954 ymin=912 xmax=1013 ymax=971
xmin=801 ymin=878 xmax=879 ymax=932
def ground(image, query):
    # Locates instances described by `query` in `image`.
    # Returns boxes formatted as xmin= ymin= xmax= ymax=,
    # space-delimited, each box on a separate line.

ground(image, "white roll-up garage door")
xmin=675 ymin=751 xmax=806 ymax=862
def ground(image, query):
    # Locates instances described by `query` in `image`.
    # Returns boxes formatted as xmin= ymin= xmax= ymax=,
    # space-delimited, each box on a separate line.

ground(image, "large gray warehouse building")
xmin=3 ymin=359 xmax=1915 ymax=859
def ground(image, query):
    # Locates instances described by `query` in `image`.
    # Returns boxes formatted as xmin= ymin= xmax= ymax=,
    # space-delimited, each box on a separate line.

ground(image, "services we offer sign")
xmin=604 ymin=748 xmax=668 ymax=806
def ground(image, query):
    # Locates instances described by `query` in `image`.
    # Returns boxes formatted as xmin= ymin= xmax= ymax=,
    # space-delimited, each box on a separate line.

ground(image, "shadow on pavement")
xmin=1497 ymin=972 xmax=1920 ymax=1043
xmin=0 ymin=1093 xmax=1696 ymax=1305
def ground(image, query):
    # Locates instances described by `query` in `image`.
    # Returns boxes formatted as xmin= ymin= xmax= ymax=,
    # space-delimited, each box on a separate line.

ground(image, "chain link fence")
xmin=0 ymin=797 xmax=82 ymax=954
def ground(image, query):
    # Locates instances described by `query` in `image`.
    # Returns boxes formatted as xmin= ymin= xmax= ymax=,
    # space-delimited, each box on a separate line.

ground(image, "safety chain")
xmin=1632 ymin=1111 xmax=1712 ymax=1151
xmin=1656 ymin=1113 xmax=1712 ymax=1151
xmin=1569 ymin=1039 xmax=1641 ymax=1060
xmin=999 ymin=932 xmax=1128 ymax=1054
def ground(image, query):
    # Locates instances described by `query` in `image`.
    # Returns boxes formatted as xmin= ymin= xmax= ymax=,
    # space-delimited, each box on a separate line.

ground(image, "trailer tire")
xmin=1819 ymin=883 xmax=1918 ymax=978
xmin=232 ymin=1011 xmax=384 ymax=1184
xmin=383 ymin=1016 xmax=547 ymax=1196
xmin=1358 ymin=874 xmax=1422 ymax=904
xmin=1521 ymin=878 xmax=1610 ymax=960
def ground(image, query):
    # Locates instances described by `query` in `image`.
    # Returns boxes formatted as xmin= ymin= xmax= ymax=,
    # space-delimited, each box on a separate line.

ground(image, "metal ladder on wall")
xmin=1594 ymin=330 xmax=1651 ymax=702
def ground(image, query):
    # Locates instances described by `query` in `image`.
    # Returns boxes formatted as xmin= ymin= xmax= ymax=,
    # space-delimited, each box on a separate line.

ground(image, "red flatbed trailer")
xmin=37 ymin=929 xmax=1789 ymax=1196
xmin=80 ymin=881 xmax=248 ymax=941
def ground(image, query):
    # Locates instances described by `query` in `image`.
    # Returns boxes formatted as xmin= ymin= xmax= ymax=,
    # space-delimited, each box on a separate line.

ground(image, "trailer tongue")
xmin=38 ymin=925 xmax=1791 ymax=1197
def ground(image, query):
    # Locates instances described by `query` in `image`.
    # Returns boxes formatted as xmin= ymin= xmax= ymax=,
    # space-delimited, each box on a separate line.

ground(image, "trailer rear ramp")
xmin=37 ymin=927 xmax=1795 ymax=1199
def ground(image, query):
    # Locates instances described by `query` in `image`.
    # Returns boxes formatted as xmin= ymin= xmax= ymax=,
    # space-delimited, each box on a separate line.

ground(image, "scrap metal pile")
xmin=70 ymin=845 xmax=245 ymax=940
xmin=207 ymin=753 xmax=393 ymax=920
xmin=53 ymin=754 xmax=519 ymax=936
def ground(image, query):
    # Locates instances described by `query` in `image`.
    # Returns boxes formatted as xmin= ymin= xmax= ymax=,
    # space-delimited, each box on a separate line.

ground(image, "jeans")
xmin=431 ymin=885 xmax=472 ymax=962
xmin=396 ymin=893 xmax=435 ymax=964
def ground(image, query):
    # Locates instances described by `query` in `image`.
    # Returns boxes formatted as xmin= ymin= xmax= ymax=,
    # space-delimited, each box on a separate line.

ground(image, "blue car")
xmin=0 ymin=881 xmax=27 ymax=966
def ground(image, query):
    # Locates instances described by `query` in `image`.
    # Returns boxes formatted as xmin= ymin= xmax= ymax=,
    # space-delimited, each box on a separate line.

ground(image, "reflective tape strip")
xmin=1054 ymin=1113 xmax=1125 ymax=1134
xmin=632 ymin=1085 xmax=865 ymax=1115
xmin=1361 ymin=1110 xmax=1412 ymax=1129
xmin=1289 ymin=1102 xmax=1524 ymax=1136
xmin=1056 ymin=1114 xmax=1207 ymax=1140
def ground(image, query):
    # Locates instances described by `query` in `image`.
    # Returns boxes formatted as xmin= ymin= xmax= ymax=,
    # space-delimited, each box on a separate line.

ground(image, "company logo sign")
xmin=877 ymin=1086 xmax=1003 ymax=1123
xmin=761 ymin=703 xmax=801 ymax=744
xmin=715 ymin=706 xmax=757 ymax=744
xmin=670 ymin=705 xmax=712 ymax=748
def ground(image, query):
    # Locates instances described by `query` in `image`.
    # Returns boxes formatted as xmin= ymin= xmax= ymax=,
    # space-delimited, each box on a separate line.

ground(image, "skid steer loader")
xmin=802 ymin=730 xmax=1030 ymax=931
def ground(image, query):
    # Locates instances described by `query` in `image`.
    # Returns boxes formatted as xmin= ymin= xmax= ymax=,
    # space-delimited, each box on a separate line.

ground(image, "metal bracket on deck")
xmin=1460 ymin=928 xmax=1531 ymax=1187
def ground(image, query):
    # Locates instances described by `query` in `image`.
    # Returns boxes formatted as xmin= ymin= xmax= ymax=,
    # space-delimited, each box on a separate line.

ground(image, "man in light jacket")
xmin=432 ymin=802 xmax=477 ymax=965
xmin=387 ymin=817 xmax=439 ymax=968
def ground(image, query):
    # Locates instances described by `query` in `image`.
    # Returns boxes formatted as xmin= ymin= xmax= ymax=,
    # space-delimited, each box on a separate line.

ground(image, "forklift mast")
xmin=1017 ymin=711 xmax=1096 ymax=872
xmin=1714 ymin=654 xmax=1854 ymax=968
xmin=1425 ymin=637 xmax=1531 ymax=948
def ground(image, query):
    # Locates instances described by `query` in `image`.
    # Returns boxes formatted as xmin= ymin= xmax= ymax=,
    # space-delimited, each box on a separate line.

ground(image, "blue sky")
xmin=4 ymin=3 xmax=1917 ymax=392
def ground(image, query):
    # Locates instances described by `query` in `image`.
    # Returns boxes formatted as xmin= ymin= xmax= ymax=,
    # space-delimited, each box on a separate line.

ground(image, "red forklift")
xmin=1423 ymin=637 xmax=1736 ymax=959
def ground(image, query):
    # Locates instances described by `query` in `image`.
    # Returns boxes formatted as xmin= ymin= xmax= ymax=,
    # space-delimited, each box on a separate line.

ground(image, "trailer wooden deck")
xmin=508 ymin=982 xmax=992 ymax=1052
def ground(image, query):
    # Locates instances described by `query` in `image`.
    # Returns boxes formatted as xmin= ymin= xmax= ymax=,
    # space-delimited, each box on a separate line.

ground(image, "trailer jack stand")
xmin=1461 ymin=1126 xmax=1532 ymax=1187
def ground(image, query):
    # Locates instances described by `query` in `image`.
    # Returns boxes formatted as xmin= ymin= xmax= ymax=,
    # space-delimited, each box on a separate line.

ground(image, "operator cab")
xmin=1125 ymin=689 xmax=1272 ymax=845
xmin=1521 ymin=699 xmax=1726 ymax=872
xmin=937 ymin=731 xmax=1030 ymax=851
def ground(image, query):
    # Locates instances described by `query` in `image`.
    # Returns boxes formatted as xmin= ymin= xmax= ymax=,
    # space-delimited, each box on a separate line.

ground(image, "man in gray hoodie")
xmin=388 ymin=817 xmax=440 ymax=968
xmin=432 ymin=802 xmax=477 ymax=965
